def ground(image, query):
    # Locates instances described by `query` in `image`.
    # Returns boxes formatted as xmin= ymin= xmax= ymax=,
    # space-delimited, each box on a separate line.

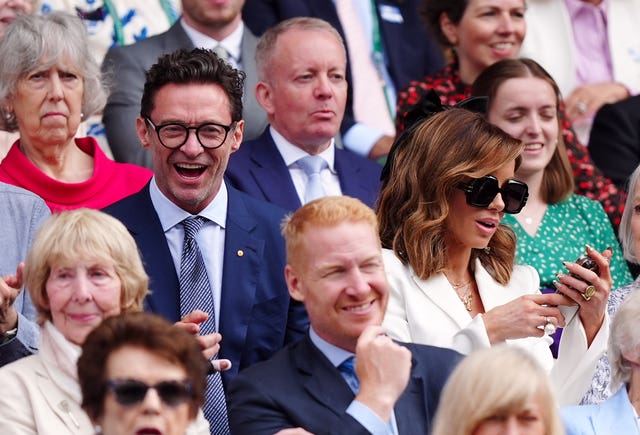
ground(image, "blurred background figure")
xmin=0 ymin=182 xmax=49 ymax=366
xmin=471 ymin=58 xmax=631 ymax=295
xmin=432 ymin=345 xmax=565 ymax=435
xmin=0 ymin=209 xmax=210 ymax=434
xmin=241 ymin=0 xmax=445 ymax=160
xmin=226 ymin=17 xmax=381 ymax=212
xmin=562 ymin=290 xmax=640 ymax=434
xmin=102 ymin=0 xmax=267 ymax=168
xmin=378 ymin=109 xmax=610 ymax=406
xmin=0 ymin=12 xmax=151 ymax=212
xmin=396 ymin=0 xmax=626 ymax=230
xmin=589 ymin=94 xmax=640 ymax=193
xmin=78 ymin=312 xmax=209 ymax=435
xmin=521 ymin=0 xmax=640 ymax=144
xmin=581 ymin=163 xmax=640 ymax=405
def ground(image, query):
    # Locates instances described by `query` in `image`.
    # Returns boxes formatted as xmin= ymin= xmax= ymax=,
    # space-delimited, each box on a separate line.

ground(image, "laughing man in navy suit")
xmin=226 ymin=17 xmax=381 ymax=212
xmin=103 ymin=48 xmax=308 ymax=429
xmin=228 ymin=196 xmax=461 ymax=434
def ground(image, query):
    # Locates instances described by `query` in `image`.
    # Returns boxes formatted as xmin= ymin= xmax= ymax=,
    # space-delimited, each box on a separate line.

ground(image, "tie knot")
xmin=297 ymin=155 xmax=326 ymax=176
xmin=182 ymin=216 xmax=207 ymax=240
xmin=338 ymin=356 xmax=356 ymax=376
xmin=213 ymin=44 xmax=229 ymax=62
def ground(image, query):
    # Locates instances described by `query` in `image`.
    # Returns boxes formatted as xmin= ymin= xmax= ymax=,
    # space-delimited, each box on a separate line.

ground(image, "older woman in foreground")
xmin=562 ymin=290 xmax=640 ymax=434
xmin=78 ymin=312 xmax=209 ymax=435
xmin=0 ymin=209 xmax=209 ymax=434
xmin=432 ymin=345 xmax=565 ymax=435
xmin=0 ymin=12 xmax=151 ymax=211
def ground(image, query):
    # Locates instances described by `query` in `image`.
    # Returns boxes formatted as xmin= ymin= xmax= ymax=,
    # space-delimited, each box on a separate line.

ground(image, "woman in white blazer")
xmin=378 ymin=108 xmax=610 ymax=406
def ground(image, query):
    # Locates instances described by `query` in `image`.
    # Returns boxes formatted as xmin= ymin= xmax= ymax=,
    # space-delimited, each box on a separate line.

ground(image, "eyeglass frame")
xmin=456 ymin=175 xmax=529 ymax=214
xmin=106 ymin=378 xmax=195 ymax=408
xmin=144 ymin=117 xmax=236 ymax=150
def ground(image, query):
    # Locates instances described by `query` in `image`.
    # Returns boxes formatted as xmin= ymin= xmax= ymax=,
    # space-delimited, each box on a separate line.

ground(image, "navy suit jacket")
xmin=102 ymin=20 xmax=267 ymax=168
xmin=102 ymin=183 xmax=308 ymax=385
xmin=226 ymin=128 xmax=381 ymax=212
xmin=242 ymin=0 xmax=445 ymax=136
xmin=227 ymin=333 xmax=461 ymax=434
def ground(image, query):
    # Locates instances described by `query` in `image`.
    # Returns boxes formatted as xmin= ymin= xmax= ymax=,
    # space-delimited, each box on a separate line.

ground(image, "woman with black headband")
xmin=377 ymin=108 xmax=610 ymax=406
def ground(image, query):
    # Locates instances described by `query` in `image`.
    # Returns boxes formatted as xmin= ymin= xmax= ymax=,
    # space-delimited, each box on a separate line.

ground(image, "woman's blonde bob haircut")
xmin=377 ymin=109 xmax=524 ymax=284
xmin=431 ymin=345 xmax=565 ymax=435
xmin=25 ymin=208 xmax=149 ymax=324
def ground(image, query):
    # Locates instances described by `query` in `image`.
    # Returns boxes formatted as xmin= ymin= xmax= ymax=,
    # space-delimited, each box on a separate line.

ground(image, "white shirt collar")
xmin=149 ymin=176 xmax=228 ymax=231
xmin=180 ymin=19 xmax=244 ymax=65
xmin=270 ymin=126 xmax=336 ymax=172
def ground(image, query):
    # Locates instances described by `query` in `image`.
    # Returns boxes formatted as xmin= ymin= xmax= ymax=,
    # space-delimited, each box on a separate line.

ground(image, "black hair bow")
xmin=380 ymin=90 xmax=488 ymax=183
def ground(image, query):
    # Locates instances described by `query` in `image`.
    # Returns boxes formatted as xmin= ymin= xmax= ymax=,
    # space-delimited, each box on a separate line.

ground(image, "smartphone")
xmin=571 ymin=253 xmax=599 ymax=282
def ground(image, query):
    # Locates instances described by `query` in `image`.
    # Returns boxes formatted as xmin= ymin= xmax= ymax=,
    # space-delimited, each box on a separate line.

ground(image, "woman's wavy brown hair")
xmin=377 ymin=109 xmax=524 ymax=284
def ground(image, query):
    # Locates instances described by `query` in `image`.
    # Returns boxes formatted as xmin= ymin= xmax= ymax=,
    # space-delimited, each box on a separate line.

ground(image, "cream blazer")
xmin=520 ymin=0 xmax=640 ymax=97
xmin=382 ymin=249 xmax=609 ymax=406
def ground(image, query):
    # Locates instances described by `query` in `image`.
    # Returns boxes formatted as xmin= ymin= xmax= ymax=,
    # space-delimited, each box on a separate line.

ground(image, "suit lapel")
xmin=411 ymin=271 xmax=473 ymax=330
xmin=115 ymin=186 xmax=181 ymax=321
xmin=218 ymin=187 xmax=264 ymax=382
xmin=162 ymin=20 xmax=196 ymax=52
xmin=294 ymin=336 xmax=355 ymax=415
xmin=334 ymin=148 xmax=379 ymax=205
xmin=248 ymin=131 xmax=302 ymax=211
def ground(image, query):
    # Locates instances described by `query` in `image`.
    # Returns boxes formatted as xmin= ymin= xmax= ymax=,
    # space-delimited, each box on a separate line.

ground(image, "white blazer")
xmin=382 ymin=249 xmax=609 ymax=406
xmin=520 ymin=0 xmax=640 ymax=97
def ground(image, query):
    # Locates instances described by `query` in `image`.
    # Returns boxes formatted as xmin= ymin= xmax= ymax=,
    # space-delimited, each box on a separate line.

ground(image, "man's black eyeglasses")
xmin=106 ymin=379 xmax=194 ymax=407
xmin=145 ymin=117 xmax=234 ymax=150
xmin=457 ymin=175 xmax=529 ymax=214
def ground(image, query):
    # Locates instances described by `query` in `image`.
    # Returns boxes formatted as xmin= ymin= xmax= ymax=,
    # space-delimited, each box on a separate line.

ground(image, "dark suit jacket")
xmin=588 ymin=94 xmax=640 ymax=191
xmin=102 ymin=183 xmax=308 ymax=385
xmin=242 ymin=0 xmax=445 ymax=137
xmin=227 ymin=334 xmax=461 ymax=434
xmin=101 ymin=20 xmax=267 ymax=168
xmin=226 ymin=128 xmax=381 ymax=212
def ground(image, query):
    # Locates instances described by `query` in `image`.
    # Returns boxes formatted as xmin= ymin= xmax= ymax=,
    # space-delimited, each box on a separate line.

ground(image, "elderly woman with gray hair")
xmin=578 ymin=162 xmax=640 ymax=406
xmin=0 ymin=12 xmax=150 ymax=211
xmin=562 ymin=290 xmax=640 ymax=434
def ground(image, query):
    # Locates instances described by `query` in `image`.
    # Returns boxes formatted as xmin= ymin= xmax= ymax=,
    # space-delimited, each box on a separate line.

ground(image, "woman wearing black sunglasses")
xmin=378 ymin=108 xmax=609 ymax=406
xmin=78 ymin=312 xmax=209 ymax=435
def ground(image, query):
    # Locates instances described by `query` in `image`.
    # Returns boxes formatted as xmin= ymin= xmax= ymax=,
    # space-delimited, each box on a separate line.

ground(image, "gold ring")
xmin=582 ymin=285 xmax=596 ymax=301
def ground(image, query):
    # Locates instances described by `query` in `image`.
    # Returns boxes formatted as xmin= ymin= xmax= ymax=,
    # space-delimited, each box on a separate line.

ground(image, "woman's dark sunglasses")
xmin=106 ymin=379 xmax=194 ymax=407
xmin=457 ymin=175 xmax=529 ymax=214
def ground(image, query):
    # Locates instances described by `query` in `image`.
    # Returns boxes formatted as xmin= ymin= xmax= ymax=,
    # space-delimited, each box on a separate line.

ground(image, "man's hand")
xmin=175 ymin=309 xmax=231 ymax=369
xmin=353 ymin=325 xmax=411 ymax=422
xmin=0 ymin=263 xmax=24 ymax=335
xmin=368 ymin=135 xmax=394 ymax=160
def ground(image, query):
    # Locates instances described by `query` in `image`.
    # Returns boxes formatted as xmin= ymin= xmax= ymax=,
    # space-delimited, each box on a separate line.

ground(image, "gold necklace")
xmin=446 ymin=277 xmax=474 ymax=311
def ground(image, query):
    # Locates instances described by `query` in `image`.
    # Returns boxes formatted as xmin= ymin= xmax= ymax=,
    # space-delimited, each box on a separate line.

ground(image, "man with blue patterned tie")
xmin=227 ymin=196 xmax=461 ymax=434
xmin=226 ymin=17 xmax=381 ymax=213
xmin=103 ymin=47 xmax=308 ymax=434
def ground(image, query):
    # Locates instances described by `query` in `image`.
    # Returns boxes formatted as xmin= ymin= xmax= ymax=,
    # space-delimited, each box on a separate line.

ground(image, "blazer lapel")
xmin=114 ymin=186 xmax=181 ymax=321
xmin=294 ymin=336 xmax=355 ymax=415
xmin=394 ymin=354 xmax=429 ymax=434
xmin=249 ymin=131 xmax=302 ymax=211
xmin=411 ymin=271 xmax=473 ymax=330
xmin=334 ymin=149 xmax=376 ymax=204
xmin=218 ymin=186 xmax=264 ymax=382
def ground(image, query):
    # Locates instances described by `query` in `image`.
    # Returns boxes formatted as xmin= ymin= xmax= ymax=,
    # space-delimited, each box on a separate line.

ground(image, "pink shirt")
xmin=565 ymin=0 xmax=613 ymax=87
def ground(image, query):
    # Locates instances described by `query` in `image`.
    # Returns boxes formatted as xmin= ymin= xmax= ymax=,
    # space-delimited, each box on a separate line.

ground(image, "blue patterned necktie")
xmin=297 ymin=155 xmax=327 ymax=203
xmin=179 ymin=216 xmax=229 ymax=434
xmin=338 ymin=356 xmax=360 ymax=394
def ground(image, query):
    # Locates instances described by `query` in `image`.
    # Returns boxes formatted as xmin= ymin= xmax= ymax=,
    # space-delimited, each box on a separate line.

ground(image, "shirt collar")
xmin=270 ymin=126 xmax=336 ymax=172
xmin=309 ymin=327 xmax=353 ymax=367
xmin=180 ymin=18 xmax=244 ymax=64
xmin=149 ymin=176 xmax=228 ymax=231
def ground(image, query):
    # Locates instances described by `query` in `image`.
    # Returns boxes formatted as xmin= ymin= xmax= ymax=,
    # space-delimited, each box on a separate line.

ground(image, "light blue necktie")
xmin=179 ymin=216 xmax=229 ymax=434
xmin=297 ymin=155 xmax=327 ymax=203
